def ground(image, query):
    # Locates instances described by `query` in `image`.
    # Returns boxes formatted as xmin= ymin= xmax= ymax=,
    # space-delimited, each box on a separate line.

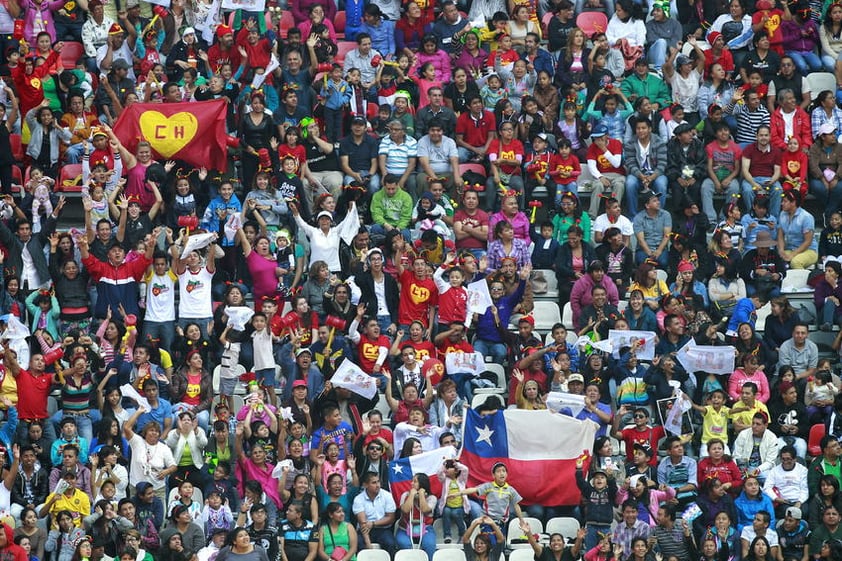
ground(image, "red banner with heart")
xmin=112 ymin=99 xmax=229 ymax=171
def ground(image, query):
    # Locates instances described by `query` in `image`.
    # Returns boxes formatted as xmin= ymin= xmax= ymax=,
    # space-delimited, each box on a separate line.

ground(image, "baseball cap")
xmin=294 ymin=348 xmax=312 ymax=357
xmin=819 ymin=122 xmax=838 ymax=137
xmin=216 ymin=24 xmax=234 ymax=38
xmin=518 ymin=314 xmax=535 ymax=326
xmin=591 ymin=123 xmax=609 ymax=138
xmin=633 ymin=443 xmax=654 ymax=457
xmin=292 ymin=379 xmax=308 ymax=388
xmin=786 ymin=507 xmax=802 ymax=520
xmin=568 ymin=373 xmax=585 ymax=384
xmin=676 ymin=54 xmax=692 ymax=66
xmin=316 ymin=211 xmax=333 ymax=221
xmin=351 ymin=115 xmax=367 ymax=126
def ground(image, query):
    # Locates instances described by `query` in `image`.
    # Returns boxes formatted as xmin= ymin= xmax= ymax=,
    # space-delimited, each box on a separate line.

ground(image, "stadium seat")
xmin=10 ymin=166 xmax=21 ymax=194
xmin=10 ymin=134 xmax=22 ymax=163
xmin=335 ymin=10 xmax=347 ymax=35
xmin=336 ymin=41 xmax=357 ymax=65
xmin=509 ymin=549 xmax=535 ymax=561
xmin=432 ymin=550 xmax=467 ymax=561
xmin=781 ymin=268 xmax=812 ymax=293
xmin=806 ymin=72 xmax=836 ymax=97
xmin=562 ymin=302 xmax=573 ymax=328
xmin=808 ymin=424 xmax=826 ymax=457
xmin=395 ymin=550 xmax=429 ymax=561
xmin=532 ymin=301 xmax=561 ymax=331
xmin=57 ymin=163 xmax=83 ymax=192
xmin=458 ymin=163 xmax=486 ymax=180
xmin=60 ymin=41 xmax=85 ymax=69
xmin=278 ymin=10 xmax=295 ymax=38
xmin=754 ymin=302 xmax=771 ymax=332
xmin=533 ymin=269 xmax=558 ymax=300
xmin=476 ymin=362 xmax=506 ymax=395
xmin=507 ymin=517 xmax=543 ymax=549
xmin=358 ymin=551 xmax=391 ymax=561
xmin=575 ymin=12 xmax=607 ymax=37
xmin=432 ymin=519 xmax=464 ymax=549
xmin=545 ymin=517 xmax=580 ymax=541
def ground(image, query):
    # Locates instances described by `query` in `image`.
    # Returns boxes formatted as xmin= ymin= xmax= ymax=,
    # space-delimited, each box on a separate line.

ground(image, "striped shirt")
xmin=652 ymin=525 xmax=691 ymax=558
xmin=727 ymin=101 xmax=770 ymax=144
xmin=378 ymin=135 xmax=418 ymax=175
xmin=61 ymin=374 xmax=94 ymax=413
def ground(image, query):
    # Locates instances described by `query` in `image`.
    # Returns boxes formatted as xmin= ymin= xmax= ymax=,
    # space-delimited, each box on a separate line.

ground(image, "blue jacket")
xmin=727 ymin=297 xmax=757 ymax=336
xmin=320 ymin=79 xmax=352 ymax=111
xmin=521 ymin=48 xmax=555 ymax=78
xmin=201 ymin=195 xmax=242 ymax=246
xmin=25 ymin=291 xmax=60 ymax=342
xmin=475 ymin=280 xmax=526 ymax=343
xmin=362 ymin=19 xmax=395 ymax=57
xmin=734 ymin=491 xmax=776 ymax=532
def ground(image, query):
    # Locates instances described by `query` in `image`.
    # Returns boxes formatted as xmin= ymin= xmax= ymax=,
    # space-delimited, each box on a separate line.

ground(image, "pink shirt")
xmin=246 ymin=251 xmax=279 ymax=303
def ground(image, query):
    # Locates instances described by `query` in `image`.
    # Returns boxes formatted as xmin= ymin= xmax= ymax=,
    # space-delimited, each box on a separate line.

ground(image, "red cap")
xmin=108 ymin=23 xmax=124 ymax=35
xmin=518 ymin=314 xmax=535 ymax=326
xmin=216 ymin=24 xmax=234 ymax=38
xmin=707 ymin=31 xmax=722 ymax=46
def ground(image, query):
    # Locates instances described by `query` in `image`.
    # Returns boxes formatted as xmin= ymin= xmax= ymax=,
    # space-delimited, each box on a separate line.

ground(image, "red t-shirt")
xmin=487 ymin=138 xmax=525 ymax=176
xmin=752 ymin=8 xmax=784 ymax=50
xmin=398 ymin=270 xmax=438 ymax=327
xmin=456 ymin=111 xmax=497 ymax=149
xmin=406 ymin=340 xmax=437 ymax=363
xmin=356 ymin=334 xmax=392 ymax=374
xmin=454 ymin=209 xmax=490 ymax=251
xmin=436 ymin=338 xmax=474 ymax=360
xmin=437 ymin=285 xmax=468 ymax=325
xmin=620 ymin=425 xmax=666 ymax=466
xmin=586 ymin=139 xmax=625 ymax=175
xmin=17 ymin=370 xmax=52 ymax=420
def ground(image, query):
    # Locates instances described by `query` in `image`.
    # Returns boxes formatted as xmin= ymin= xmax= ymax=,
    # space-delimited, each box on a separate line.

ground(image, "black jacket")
xmin=11 ymin=467 xmax=49 ymax=508
xmin=355 ymin=270 xmax=400 ymax=326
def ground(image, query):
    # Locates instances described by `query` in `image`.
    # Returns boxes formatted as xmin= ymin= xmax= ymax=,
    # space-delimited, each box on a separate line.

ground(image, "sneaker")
xmin=444 ymin=538 xmax=452 ymax=544
xmin=822 ymin=323 xmax=833 ymax=332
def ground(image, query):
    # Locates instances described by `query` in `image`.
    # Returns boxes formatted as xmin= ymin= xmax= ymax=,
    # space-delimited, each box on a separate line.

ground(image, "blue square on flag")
xmin=389 ymin=457 xmax=413 ymax=484
xmin=462 ymin=409 xmax=509 ymax=458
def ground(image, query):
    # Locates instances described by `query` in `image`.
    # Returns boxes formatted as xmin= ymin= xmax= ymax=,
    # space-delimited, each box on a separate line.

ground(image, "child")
xmin=696 ymin=103 xmax=725 ymax=145
xmin=345 ymin=68 xmax=370 ymax=121
xmin=411 ymin=192 xmax=449 ymax=241
xmin=437 ymin=459 xmax=470 ymax=543
xmin=218 ymin=324 xmax=244 ymax=410
xmin=524 ymin=132 xmax=556 ymax=205
xmin=319 ymin=64 xmax=351 ymax=143
xmin=250 ymin=311 xmax=279 ymax=406
xmin=370 ymin=103 xmax=392 ymax=138
xmin=549 ymin=137 xmax=581 ymax=204
xmin=479 ymin=73 xmax=507 ymax=113
xmin=614 ymin=345 xmax=650 ymax=409
xmin=555 ymin=100 xmax=590 ymax=162
xmin=746 ymin=70 xmax=768 ymax=101
xmin=575 ymin=457 xmax=617 ymax=550
xmin=432 ymin=253 xmax=468 ymax=331
xmin=25 ymin=166 xmax=55 ymax=233
xmin=454 ymin=462 xmax=525 ymax=527
xmin=820 ymin=211 xmax=842 ymax=264
xmin=93 ymin=479 xmax=118 ymax=508
xmin=529 ymin=221 xmax=559 ymax=270
xmin=688 ymin=388 xmax=731 ymax=456
xmin=276 ymin=155 xmax=306 ymax=221
xmin=314 ymin=441 xmax=350 ymax=494
xmin=376 ymin=65 xmax=398 ymax=107
xmin=311 ymin=23 xmax=337 ymax=65
xmin=274 ymin=229 xmax=301 ymax=292
xmin=168 ymin=480 xmax=202 ymax=522
xmin=486 ymin=33 xmax=518 ymax=72
xmin=781 ymin=136 xmax=808 ymax=198
xmin=392 ymin=91 xmax=415 ymax=136
xmin=806 ymin=369 xmax=839 ymax=423
xmin=200 ymin=490 xmax=234 ymax=536
xmin=741 ymin=195 xmax=777 ymax=253
xmin=666 ymin=104 xmax=688 ymax=139
xmin=479 ymin=12 xmax=510 ymax=51
xmin=715 ymin=201 xmax=744 ymax=251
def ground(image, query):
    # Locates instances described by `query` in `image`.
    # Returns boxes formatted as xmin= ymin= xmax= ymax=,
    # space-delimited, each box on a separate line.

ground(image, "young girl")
xmin=345 ymin=68 xmax=370 ymax=121
xmin=518 ymin=95 xmax=549 ymax=146
xmin=200 ymin=490 xmax=234 ymax=536
xmin=244 ymin=171 xmax=288 ymax=231
xmin=781 ymin=136 xmax=808 ymax=198
xmin=413 ymin=62 xmax=441 ymax=109
xmin=314 ymin=441 xmax=350 ymax=494
xmin=25 ymin=166 xmax=55 ymax=233
xmin=479 ymin=73 xmax=507 ymax=112
xmin=437 ymin=459 xmax=470 ymax=543
xmin=806 ymin=368 xmax=839 ymax=423
xmin=552 ymin=191 xmax=591 ymax=244
xmin=550 ymin=137 xmax=581 ymax=205
xmin=411 ymin=192 xmax=449 ymax=241
xmin=277 ymin=127 xmax=306 ymax=176
xmin=167 ymin=480 xmax=202 ymax=522
xmin=432 ymin=254 xmax=468 ymax=331
xmin=555 ymin=100 xmax=590 ymax=162
xmin=250 ymin=311 xmax=279 ymax=406
xmin=496 ymin=58 xmax=537 ymax=113
xmin=532 ymin=71 xmax=559 ymax=128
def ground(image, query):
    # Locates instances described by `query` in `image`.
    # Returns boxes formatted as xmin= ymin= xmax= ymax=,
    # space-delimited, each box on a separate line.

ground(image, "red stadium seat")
xmin=10 ymin=165 xmax=20 ymax=194
xmin=576 ymin=12 xmax=608 ymax=37
xmin=336 ymin=41 xmax=357 ymax=65
xmin=10 ymin=134 xmax=22 ymax=163
xmin=459 ymin=163 xmax=487 ymax=178
xmin=60 ymin=41 xmax=85 ymax=69
xmin=335 ymin=10 xmax=346 ymax=35
xmin=808 ymin=424 xmax=826 ymax=457
xmin=278 ymin=11 xmax=295 ymax=38
xmin=57 ymin=163 xmax=83 ymax=193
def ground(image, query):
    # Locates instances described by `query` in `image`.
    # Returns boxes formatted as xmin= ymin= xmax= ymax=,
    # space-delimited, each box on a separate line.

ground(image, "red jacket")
xmin=770 ymin=106 xmax=812 ymax=151
xmin=12 ymin=51 xmax=60 ymax=116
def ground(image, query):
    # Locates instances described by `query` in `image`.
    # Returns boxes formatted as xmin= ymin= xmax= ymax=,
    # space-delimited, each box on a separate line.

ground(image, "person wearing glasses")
xmin=612 ymin=407 xmax=664 ymax=469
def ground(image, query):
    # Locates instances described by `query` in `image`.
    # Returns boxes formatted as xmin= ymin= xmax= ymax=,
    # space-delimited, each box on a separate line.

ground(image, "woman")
xmin=555 ymin=225 xmax=596 ymax=305
xmin=698 ymin=63 xmax=736 ymax=124
xmin=453 ymin=33 xmax=487 ymax=78
xmin=301 ymin=262 xmax=333 ymax=319
xmin=810 ymin=475 xmax=842 ymax=528
xmin=238 ymin=93 xmax=275 ymax=194
xmin=396 ymin=473 xmax=436 ymax=559
xmin=280 ymin=473 xmax=319 ymax=522
xmin=555 ymin=28 xmax=589 ymax=97
xmin=512 ymin=371 xmax=546 ymax=410
xmin=740 ymin=31 xmax=780 ymax=84
xmin=48 ymin=237 xmax=90 ymax=334
xmin=734 ymin=475 xmax=775 ymax=532
xmin=15 ymin=507 xmax=46 ymax=561
xmin=507 ymin=5 xmax=540 ymax=52
xmin=697 ymin=438 xmax=742 ymax=493
xmin=615 ymin=474 xmax=676 ymax=526
xmin=709 ymin=0 xmax=753 ymax=69
xmin=428 ymin=379 xmax=465 ymax=441
xmin=811 ymin=91 xmax=842 ymax=138
xmin=445 ymin=67 xmax=481 ymax=116
xmin=819 ymin=539 xmax=842 ymax=561
xmin=606 ymin=0 xmax=646 ymax=71
xmin=293 ymin=200 xmax=359 ymax=274
xmin=693 ymin=477 xmax=737 ymax=542
xmin=170 ymin=352 xmax=213 ymax=431
xmin=396 ymin=2 xmax=427 ymax=58
xmin=532 ymin=71 xmax=559 ymax=127
xmin=167 ymin=28 xmax=207 ymax=82
xmin=463 ymin=517 xmax=506 ymax=561
xmin=318 ymin=503 xmax=357 ymax=561
xmin=523 ymin=520 xmax=583 ymax=561
xmin=84 ymin=500 xmax=131 ymax=558
xmin=215 ymin=528 xmax=270 ymax=561
xmin=160 ymin=505 xmax=204 ymax=556
xmin=297 ymin=5 xmax=337 ymax=43
xmin=821 ymin=2 xmax=842 ymax=72
xmin=453 ymin=190 xmax=489 ymax=258
xmin=809 ymin=127 xmax=842 ymax=228
xmin=213 ymin=284 xmax=249 ymax=339
xmin=301 ymin=119 xmax=342 ymax=211
xmin=629 ymin=263 xmax=669 ymax=312
xmin=244 ymin=172 xmax=288 ymax=231
xmin=234 ymin=424 xmax=281 ymax=510
xmin=708 ymin=257 xmax=746 ymax=320
xmin=664 ymin=39 xmax=705 ymax=126
xmin=279 ymin=503 xmax=318 ymax=561
xmin=50 ymin=351 xmax=97 ymax=443
xmin=238 ymin=231 xmax=282 ymax=303
xmin=484 ymin=123 xmax=525 ymax=208
xmin=164 ymin=411 xmax=208 ymax=490
xmin=733 ymin=323 xmax=775 ymax=373
xmin=25 ymin=103 xmax=72 ymax=178
xmin=589 ymin=436 xmax=622 ymax=477
xmin=322 ymin=283 xmax=355 ymax=328
xmin=124 ymin=408 xmax=176 ymax=502
xmin=415 ymin=35 xmax=450 ymax=82
xmin=488 ymin=193 xmax=530 ymax=244
xmin=623 ymin=290 xmax=658 ymax=332
xmin=743 ymin=536 xmax=774 ymax=561
xmin=158 ymin=531 xmax=194 ymax=561
xmin=90 ymin=444 xmax=129 ymax=501
xmin=763 ymin=296 xmax=800 ymax=353
xmin=816 ymin=261 xmax=842 ymax=331
xmin=487 ymin=221 xmax=530 ymax=270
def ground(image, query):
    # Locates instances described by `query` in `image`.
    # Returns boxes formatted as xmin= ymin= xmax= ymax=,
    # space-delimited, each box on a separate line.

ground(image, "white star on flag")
xmin=392 ymin=464 xmax=403 ymax=474
xmin=475 ymin=424 xmax=495 ymax=446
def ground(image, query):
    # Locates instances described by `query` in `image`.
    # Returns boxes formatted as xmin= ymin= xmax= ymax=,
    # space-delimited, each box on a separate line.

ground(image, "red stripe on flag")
xmin=460 ymin=451 xmax=583 ymax=507
xmin=390 ymin=477 xmax=444 ymax=504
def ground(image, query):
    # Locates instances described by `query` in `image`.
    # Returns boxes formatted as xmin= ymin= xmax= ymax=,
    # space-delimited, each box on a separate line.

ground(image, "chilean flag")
xmin=460 ymin=409 xmax=597 ymax=506
xmin=388 ymin=446 xmax=458 ymax=502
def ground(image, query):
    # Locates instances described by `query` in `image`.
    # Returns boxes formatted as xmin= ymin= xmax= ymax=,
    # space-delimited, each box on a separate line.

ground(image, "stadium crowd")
xmin=3 ymin=0 xmax=842 ymax=561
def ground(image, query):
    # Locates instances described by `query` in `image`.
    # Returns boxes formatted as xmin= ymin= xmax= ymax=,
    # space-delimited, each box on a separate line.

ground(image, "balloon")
xmin=422 ymin=357 xmax=445 ymax=385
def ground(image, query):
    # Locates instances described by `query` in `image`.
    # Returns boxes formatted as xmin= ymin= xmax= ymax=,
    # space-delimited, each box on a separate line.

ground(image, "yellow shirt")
xmin=47 ymin=489 xmax=91 ymax=529
xmin=701 ymin=405 xmax=730 ymax=444
xmin=729 ymin=401 xmax=769 ymax=430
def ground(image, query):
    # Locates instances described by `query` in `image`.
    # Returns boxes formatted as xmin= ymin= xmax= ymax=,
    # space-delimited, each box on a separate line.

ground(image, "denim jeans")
xmin=625 ymin=174 xmax=668 ymax=216
xmin=585 ymin=523 xmax=612 ymax=551
xmin=64 ymin=143 xmax=85 ymax=164
xmin=51 ymin=410 xmax=100 ymax=445
xmin=824 ymin=54 xmax=838 ymax=72
xmin=473 ymin=339 xmax=507 ymax=364
xmin=822 ymin=300 xmax=839 ymax=326
xmin=648 ymin=38 xmax=668 ymax=70
xmin=367 ymin=527 xmax=397 ymax=554
xmin=701 ymin=177 xmax=741 ymax=223
xmin=634 ymin=248 xmax=668 ymax=268
xmin=785 ymin=50 xmax=824 ymax=74
xmin=484 ymin=175 xmax=524 ymax=211
xmin=344 ymin=173 xmax=382 ymax=194
xmin=741 ymin=178 xmax=782 ymax=218
xmin=396 ymin=526 xmax=437 ymax=561
xmin=810 ymin=178 xmax=842 ymax=221
xmin=441 ymin=506 xmax=467 ymax=539
xmin=177 ymin=316 xmax=213 ymax=340
xmin=142 ymin=320 xmax=176 ymax=353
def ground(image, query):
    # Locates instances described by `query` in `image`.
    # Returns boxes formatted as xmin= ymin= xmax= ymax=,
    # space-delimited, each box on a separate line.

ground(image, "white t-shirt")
xmin=178 ymin=267 xmax=214 ymax=319
xmin=128 ymin=434 xmax=175 ymax=490
xmin=593 ymin=214 xmax=634 ymax=238
xmin=669 ymin=69 xmax=702 ymax=113
xmin=145 ymin=270 xmax=177 ymax=323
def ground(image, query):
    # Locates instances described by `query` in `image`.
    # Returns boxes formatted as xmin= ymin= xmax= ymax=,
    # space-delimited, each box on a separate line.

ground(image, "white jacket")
xmin=165 ymin=429 xmax=208 ymax=469
xmin=733 ymin=428 xmax=780 ymax=474
xmin=762 ymin=462 xmax=809 ymax=505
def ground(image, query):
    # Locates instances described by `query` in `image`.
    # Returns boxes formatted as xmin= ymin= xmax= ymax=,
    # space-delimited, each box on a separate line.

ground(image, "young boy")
xmin=320 ymin=63 xmax=351 ymax=143
xmin=251 ymin=312 xmax=279 ymax=406
xmin=575 ymin=457 xmax=618 ymax=550
xmin=529 ymin=220 xmax=559 ymax=270
xmin=218 ymin=324 xmax=244 ymax=409
xmin=455 ymin=462 xmax=525 ymax=529
xmin=432 ymin=252 xmax=468 ymax=330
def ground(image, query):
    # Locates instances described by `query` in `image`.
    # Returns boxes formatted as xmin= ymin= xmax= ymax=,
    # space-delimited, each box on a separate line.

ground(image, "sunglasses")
xmin=633 ymin=414 xmax=647 ymax=419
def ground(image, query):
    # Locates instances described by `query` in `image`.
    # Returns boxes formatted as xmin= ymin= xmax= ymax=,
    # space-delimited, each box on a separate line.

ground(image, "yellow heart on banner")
xmin=138 ymin=111 xmax=199 ymax=159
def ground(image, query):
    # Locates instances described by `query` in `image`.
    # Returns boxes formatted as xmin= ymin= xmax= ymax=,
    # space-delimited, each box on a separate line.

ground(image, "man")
xmin=0 ymin=205 xmax=59 ymax=294
xmin=769 ymin=89 xmax=812 ymax=150
xmin=343 ymin=33 xmax=380 ymax=94
xmin=809 ymin=505 xmax=842 ymax=555
xmin=278 ymin=348 xmax=324 ymax=402
xmin=733 ymin=412 xmax=779 ymax=482
xmin=763 ymin=446 xmax=808 ymax=520
xmin=769 ymin=381 xmax=810 ymax=460
xmin=340 ymin=116 xmax=381 ymax=194
xmin=310 ymin=405 xmax=354 ymax=461
xmin=777 ymin=189 xmax=818 ymax=269
xmin=647 ymin=5 xmax=682 ymax=72
xmin=775 ymin=506 xmax=810 ymax=561
xmin=700 ymin=122 xmax=742 ymax=226
xmin=624 ymin=118 xmax=668 ymax=217
xmin=40 ymin=469 xmax=91 ymax=528
xmin=94 ymin=59 xmax=134 ymax=124
xmin=741 ymin=125 xmax=783 ymax=217
xmin=432 ymin=1 xmax=472 ymax=57
xmin=586 ymin=124 xmax=625 ymax=218
xmin=767 ymin=56 xmax=811 ymax=111
xmin=651 ymin=504 xmax=692 ymax=558
xmin=417 ymin=118 xmax=462 ymax=194
xmin=455 ymin=96 xmax=496 ymax=163
xmin=5 ymin=346 xmax=56 ymax=444
xmin=612 ymin=499 xmax=651 ymax=559
xmin=10 ymin=445 xmax=49 ymax=519
xmin=396 ymin=253 xmax=438 ymax=336
xmin=96 ymin=23 xmax=136 ymax=81
xmin=740 ymin=230 xmax=786 ymax=299
xmin=348 ymin=310 xmax=392 ymax=379
xmin=206 ymin=24 xmax=241 ymax=75
xmin=415 ymin=87 xmax=457 ymax=139
xmin=81 ymin=0 xmax=115 ymax=61
xmin=274 ymin=89 xmax=309 ymax=138
xmin=778 ymin=322 xmax=818 ymax=381
xmin=730 ymin=383 xmax=770 ymax=436
xmin=593 ymin=197 xmax=633 ymax=245
xmin=665 ymin=123 xmax=706 ymax=212
xmin=740 ymin=510 xmax=780 ymax=559
xmin=129 ymin=345 xmax=169 ymax=400
xmin=577 ymin=285 xmax=620 ymax=339
xmin=808 ymin=436 xmax=842 ymax=498
xmin=570 ymin=260 xmax=620 ymax=319
xmin=353 ymin=472 xmax=397 ymax=553
xmin=244 ymin=503 xmax=278 ymax=561
xmin=378 ymin=121 xmax=418 ymax=199
xmin=354 ymin=430 xmax=392 ymax=488
xmin=370 ymin=175 xmax=413 ymax=239
xmin=133 ymin=378 xmax=174 ymax=438
xmin=657 ymin=436 xmax=698 ymax=507
xmin=171 ymin=233 xmax=218 ymax=337
xmin=279 ymin=41 xmax=317 ymax=111
xmin=79 ymin=230 xmax=156 ymax=321
xmin=632 ymin=191 xmax=672 ymax=267
xmin=278 ymin=504 xmax=317 ymax=561
xmin=725 ymin=87 xmax=771 ymax=145
xmin=521 ymin=33 xmax=554 ymax=77
xmin=619 ymin=58 xmax=671 ymax=109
